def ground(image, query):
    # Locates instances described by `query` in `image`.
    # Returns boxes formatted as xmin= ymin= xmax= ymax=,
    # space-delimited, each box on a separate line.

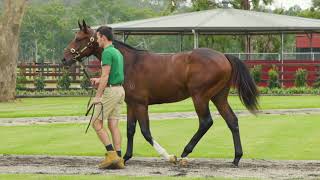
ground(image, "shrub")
xmin=294 ymin=68 xmax=308 ymax=87
xmin=16 ymin=75 xmax=27 ymax=90
xmin=57 ymin=71 xmax=71 ymax=90
xmin=267 ymin=66 xmax=280 ymax=89
xmin=16 ymin=89 xmax=93 ymax=97
xmin=250 ymin=65 xmax=262 ymax=84
xmin=34 ymin=75 xmax=46 ymax=91
xmin=80 ymin=75 xmax=91 ymax=90
xmin=313 ymin=70 xmax=320 ymax=88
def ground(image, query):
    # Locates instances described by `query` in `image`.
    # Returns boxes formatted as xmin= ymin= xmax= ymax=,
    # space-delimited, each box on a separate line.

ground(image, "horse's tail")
xmin=225 ymin=54 xmax=260 ymax=114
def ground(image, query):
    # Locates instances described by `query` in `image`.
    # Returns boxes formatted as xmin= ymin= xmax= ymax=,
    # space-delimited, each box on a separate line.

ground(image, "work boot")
xmin=98 ymin=151 xmax=121 ymax=169
xmin=107 ymin=157 xmax=125 ymax=169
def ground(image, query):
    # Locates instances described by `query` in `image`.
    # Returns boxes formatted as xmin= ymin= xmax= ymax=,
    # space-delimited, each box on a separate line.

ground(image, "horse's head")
xmin=62 ymin=20 xmax=97 ymax=66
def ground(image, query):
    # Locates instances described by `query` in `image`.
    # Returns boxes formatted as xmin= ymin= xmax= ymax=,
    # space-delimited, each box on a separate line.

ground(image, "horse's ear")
xmin=78 ymin=20 xmax=82 ymax=30
xmin=83 ymin=19 xmax=88 ymax=33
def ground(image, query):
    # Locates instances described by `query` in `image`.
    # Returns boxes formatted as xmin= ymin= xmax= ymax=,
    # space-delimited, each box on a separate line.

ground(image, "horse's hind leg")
xmin=212 ymin=87 xmax=243 ymax=166
xmin=123 ymin=104 xmax=138 ymax=163
xmin=181 ymin=95 xmax=213 ymax=159
xmin=134 ymin=104 xmax=176 ymax=163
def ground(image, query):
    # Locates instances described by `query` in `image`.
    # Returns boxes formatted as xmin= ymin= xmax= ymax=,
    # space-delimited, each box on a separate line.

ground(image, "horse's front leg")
xmin=123 ymin=105 xmax=137 ymax=163
xmin=135 ymin=104 xmax=177 ymax=163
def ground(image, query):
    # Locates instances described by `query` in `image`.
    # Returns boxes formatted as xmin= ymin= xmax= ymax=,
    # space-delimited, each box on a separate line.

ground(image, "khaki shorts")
xmin=92 ymin=86 xmax=125 ymax=121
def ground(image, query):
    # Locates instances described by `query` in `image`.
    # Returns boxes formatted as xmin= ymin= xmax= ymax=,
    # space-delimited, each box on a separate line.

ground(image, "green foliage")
xmin=34 ymin=75 xmax=46 ymax=91
xmin=294 ymin=68 xmax=308 ymax=87
xmin=19 ymin=0 xmax=158 ymax=63
xmin=16 ymin=89 xmax=92 ymax=97
xmin=191 ymin=0 xmax=217 ymax=11
xmin=267 ymin=66 xmax=281 ymax=89
xmin=80 ymin=75 xmax=91 ymax=90
xmin=250 ymin=65 xmax=262 ymax=84
xmin=20 ymin=1 xmax=75 ymax=62
xmin=313 ymin=0 xmax=320 ymax=9
xmin=313 ymin=67 xmax=320 ymax=88
xmin=57 ymin=71 xmax=71 ymax=90
xmin=258 ymin=87 xmax=320 ymax=95
xmin=16 ymin=75 xmax=27 ymax=90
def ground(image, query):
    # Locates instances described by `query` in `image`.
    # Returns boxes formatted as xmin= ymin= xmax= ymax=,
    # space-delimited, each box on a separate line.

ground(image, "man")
xmin=90 ymin=26 xmax=125 ymax=169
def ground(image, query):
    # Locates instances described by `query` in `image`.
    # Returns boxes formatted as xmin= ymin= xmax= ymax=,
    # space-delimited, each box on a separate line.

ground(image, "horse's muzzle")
xmin=61 ymin=58 xmax=72 ymax=67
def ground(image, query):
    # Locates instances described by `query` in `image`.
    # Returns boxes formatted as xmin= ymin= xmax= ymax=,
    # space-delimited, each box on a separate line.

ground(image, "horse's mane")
xmin=113 ymin=40 xmax=147 ymax=52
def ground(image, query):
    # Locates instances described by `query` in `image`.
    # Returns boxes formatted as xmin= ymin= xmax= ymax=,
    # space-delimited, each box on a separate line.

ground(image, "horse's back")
xmin=182 ymin=48 xmax=232 ymax=96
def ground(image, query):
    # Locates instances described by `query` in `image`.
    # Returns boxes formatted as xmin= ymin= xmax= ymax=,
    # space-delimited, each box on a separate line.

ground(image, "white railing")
xmin=226 ymin=53 xmax=280 ymax=61
xmin=283 ymin=52 xmax=320 ymax=61
xmin=226 ymin=52 xmax=320 ymax=61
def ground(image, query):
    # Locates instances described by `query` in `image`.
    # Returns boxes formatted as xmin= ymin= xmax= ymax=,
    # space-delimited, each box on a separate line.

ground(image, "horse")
xmin=62 ymin=20 xmax=259 ymax=167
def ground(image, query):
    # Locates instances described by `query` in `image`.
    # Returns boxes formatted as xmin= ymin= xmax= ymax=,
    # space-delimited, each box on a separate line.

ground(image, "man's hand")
xmin=90 ymin=78 xmax=100 ymax=88
xmin=92 ymin=97 xmax=102 ymax=105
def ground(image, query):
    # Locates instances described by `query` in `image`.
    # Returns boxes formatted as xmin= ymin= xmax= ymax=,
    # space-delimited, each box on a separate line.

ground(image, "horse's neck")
xmin=93 ymin=46 xmax=103 ymax=60
xmin=116 ymin=45 xmax=146 ymax=66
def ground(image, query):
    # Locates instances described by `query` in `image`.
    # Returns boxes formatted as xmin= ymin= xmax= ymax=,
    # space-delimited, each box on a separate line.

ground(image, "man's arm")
xmin=95 ymin=65 xmax=110 ymax=100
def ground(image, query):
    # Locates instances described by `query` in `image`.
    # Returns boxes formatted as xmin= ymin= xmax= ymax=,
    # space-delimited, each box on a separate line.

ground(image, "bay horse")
xmin=62 ymin=20 xmax=259 ymax=166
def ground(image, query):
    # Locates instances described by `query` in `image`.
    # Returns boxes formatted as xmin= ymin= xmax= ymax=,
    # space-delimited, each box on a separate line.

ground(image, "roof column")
xmin=192 ymin=29 xmax=199 ymax=49
xmin=122 ymin=32 xmax=126 ymax=43
xmin=180 ymin=33 xmax=183 ymax=52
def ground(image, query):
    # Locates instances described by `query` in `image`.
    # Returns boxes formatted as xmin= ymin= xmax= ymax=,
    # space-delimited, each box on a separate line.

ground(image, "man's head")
xmin=96 ymin=26 xmax=113 ymax=48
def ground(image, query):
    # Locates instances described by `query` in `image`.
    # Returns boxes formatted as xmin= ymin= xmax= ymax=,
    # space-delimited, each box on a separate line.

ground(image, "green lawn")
xmin=0 ymin=96 xmax=320 ymax=118
xmin=0 ymin=174 xmax=231 ymax=180
xmin=1 ymin=114 xmax=319 ymax=160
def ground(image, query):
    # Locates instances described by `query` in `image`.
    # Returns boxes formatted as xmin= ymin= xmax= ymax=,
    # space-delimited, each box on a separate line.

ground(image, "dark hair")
xmin=96 ymin=26 xmax=113 ymax=41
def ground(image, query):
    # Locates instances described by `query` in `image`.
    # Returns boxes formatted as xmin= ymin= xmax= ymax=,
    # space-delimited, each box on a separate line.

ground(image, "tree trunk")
xmin=0 ymin=0 xmax=27 ymax=102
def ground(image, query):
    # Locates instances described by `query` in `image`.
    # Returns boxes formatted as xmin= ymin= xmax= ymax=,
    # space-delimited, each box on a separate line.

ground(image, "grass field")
xmin=1 ymin=114 xmax=319 ymax=160
xmin=0 ymin=174 xmax=232 ymax=180
xmin=0 ymin=96 xmax=319 ymax=118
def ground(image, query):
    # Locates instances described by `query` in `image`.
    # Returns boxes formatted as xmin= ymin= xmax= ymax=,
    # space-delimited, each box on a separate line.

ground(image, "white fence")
xmin=226 ymin=52 xmax=320 ymax=61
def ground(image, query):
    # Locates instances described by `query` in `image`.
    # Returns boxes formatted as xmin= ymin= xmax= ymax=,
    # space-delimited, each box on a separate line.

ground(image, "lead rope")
xmin=80 ymin=61 xmax=104 ymax=134
xmin=85 ymin=102 xmax=104 ymax=134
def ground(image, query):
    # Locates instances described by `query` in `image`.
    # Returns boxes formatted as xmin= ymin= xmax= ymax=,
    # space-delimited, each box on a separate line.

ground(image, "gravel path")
xmin=1 ymin=108 xmax=320 ymax=126
xmin=1 ymin=154 xmax=320 ymax=179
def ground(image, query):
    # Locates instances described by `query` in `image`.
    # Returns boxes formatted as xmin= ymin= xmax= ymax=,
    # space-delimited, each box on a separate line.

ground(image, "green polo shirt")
xmin=101 ymin=44 xmax=124 ymax=85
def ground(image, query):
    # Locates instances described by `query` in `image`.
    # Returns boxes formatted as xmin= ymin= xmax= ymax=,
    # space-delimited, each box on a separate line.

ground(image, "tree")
xmin=20 ymin=1 xmax=74 ymax=63
xmin=191 ymin=0 xmax=218 ymax=11
xmin=0 ymin=0 xmax=27 ymax=102
xmin=312 ymin=0 xmax=320 ymax=10
xmin=230 ymin=0 xmax=273 ymax=10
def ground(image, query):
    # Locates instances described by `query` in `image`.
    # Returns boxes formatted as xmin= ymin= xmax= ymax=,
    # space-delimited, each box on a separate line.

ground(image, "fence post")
xmin=280 ymin=33 xmax=284 ymax=87
xmin=312 ymin=53 xmax=315 ymax=61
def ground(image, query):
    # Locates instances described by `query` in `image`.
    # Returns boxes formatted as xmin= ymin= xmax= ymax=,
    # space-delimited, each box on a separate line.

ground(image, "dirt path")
xmin=1 ymin=154 xmax=319 ymax=179
xmin=1 ymin=108 xmax=320 ymax=126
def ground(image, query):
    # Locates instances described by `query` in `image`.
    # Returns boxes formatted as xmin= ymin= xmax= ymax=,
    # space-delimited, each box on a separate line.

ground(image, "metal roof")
xmin=93 ymin=8 xmax=320 ymax=35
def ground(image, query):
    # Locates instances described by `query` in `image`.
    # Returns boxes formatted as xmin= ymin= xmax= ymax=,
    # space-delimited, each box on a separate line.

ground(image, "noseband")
xmin=67 ymin=36 xmax=95 ymax=62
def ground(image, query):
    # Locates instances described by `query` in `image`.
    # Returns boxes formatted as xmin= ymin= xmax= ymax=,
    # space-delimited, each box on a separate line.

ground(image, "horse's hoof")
xmin=168 ymin=155 xmax=177 ymax=164
xmin=179 ymin=158 xmax=188 ymax=167
xmin=123 ymin=155 xmax=132 ymax=164
xmin=232 ymin=161 xmax=239 ymax=168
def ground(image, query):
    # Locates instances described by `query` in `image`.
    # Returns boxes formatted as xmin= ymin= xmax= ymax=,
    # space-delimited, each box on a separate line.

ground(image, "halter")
xmin=69 ymin=36 xmax=96 ymax=62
